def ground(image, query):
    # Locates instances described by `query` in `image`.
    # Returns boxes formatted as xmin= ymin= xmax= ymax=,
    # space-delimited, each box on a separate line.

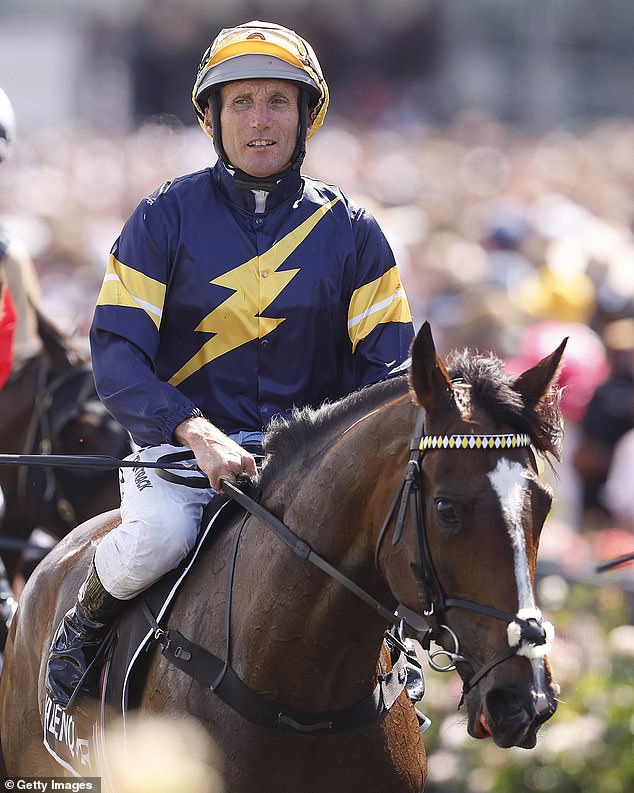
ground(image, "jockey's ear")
xmin=307 ymin=105 xmax=318 ymax=136
xmin=203 ymin=106 xmax=214 ymax=137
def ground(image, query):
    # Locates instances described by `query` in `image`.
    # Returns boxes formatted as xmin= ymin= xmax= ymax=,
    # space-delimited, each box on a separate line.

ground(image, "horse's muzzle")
xmin=467 ymin=683 xmax=558 ymax=748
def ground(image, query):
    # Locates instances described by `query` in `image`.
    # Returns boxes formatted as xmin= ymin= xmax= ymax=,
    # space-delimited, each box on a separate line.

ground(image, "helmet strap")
xmin=290 ymin=89 xmax=310 ymax=171
xmin=208 ymin=89 xmax=310 ymax=193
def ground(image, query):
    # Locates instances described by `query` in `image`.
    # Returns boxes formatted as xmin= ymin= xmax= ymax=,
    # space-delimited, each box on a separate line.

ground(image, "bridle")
xmin=374 ymin=408 xmax=554 ymax=696
xmin=17 ymin=359 xmax=130 ymax=530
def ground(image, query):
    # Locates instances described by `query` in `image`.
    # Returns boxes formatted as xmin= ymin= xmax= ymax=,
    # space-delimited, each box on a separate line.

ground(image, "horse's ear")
xmin=409 ymin=321 xmax=454 ymax=410
xmin=513 ymin=337 xmax=568 ymax=407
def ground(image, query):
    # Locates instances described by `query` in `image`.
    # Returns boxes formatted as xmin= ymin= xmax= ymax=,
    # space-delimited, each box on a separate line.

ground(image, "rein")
xmin=222 ymin=410 xmax=551 ymax=698
xmin=220 ymin=480 xmax=406 ymax=630
xmin=222 ymin=410 xmax=551 ymax=699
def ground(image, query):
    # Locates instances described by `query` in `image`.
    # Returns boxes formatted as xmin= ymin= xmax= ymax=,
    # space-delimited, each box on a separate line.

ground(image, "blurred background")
xmin=1 ymin=1 xmax=633 ymax=791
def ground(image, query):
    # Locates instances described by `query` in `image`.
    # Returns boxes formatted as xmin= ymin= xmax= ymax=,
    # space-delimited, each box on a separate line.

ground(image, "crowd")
xmin=0 ymin=108 xmax=633 ymax=548
xmin=0 ymin=65 xmax=632 ymax=788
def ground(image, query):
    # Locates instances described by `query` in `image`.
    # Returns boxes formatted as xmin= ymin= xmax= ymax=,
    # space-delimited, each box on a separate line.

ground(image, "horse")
xmin=0 ymin=309 xmax=131 ymax=582
xmin=0 ymin=322 xmax=565 ymax=790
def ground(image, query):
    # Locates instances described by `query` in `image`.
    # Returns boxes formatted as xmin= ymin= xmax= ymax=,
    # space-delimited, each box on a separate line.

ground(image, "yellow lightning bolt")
xmin=169 ymin=197 xmax=340 ymax=387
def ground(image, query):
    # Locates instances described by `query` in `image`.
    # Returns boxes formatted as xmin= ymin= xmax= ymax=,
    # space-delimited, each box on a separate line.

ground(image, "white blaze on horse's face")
xmin=488 ymin=457 xmax=553 ymax=711
xmin=488 ymin=458 xmax=534 ymax=611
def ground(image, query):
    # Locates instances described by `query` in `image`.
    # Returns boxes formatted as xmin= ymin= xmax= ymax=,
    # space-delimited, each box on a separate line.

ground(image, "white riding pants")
xmin=94 ymin=444 xmax=216 ymax=600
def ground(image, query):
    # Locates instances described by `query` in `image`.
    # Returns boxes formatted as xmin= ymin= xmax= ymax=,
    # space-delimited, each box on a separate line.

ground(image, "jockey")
xmin=0 ymin=86 xmax=42 ymax=370
xmin=46 ymin=21 xmax=415 ymax=708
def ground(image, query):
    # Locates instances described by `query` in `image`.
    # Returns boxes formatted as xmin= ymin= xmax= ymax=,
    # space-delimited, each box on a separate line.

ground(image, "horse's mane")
xmin=445 ymin=348 xmax=563 ymax=461
xmin=36 ymin=308 xmax=84 ymax=370
xmin=260 ymin=347 xmax=563 ymax=487
xmin=261 ymin=376 xmax=409 ymax=487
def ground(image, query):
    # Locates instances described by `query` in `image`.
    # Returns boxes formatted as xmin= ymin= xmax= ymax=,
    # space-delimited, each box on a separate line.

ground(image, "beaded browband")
xmin=418 ymin=433 xmax=532 ymax=451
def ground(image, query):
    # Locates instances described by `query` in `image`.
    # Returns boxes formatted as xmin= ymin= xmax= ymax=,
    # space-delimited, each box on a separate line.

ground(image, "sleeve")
xmin=0 ymin=283 xmax=16 ymax=390
xmin=345 ymin=206 xmax=415 ymax=391
xmin=89 ymin=194 xmax=201 ymax=445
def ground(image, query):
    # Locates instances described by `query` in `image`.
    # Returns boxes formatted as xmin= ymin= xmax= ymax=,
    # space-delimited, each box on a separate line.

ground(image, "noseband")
xmin=374 ymin=408 xmax=554 ymax=696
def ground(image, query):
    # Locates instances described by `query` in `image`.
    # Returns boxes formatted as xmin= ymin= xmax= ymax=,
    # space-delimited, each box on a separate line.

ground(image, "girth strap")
xmin=157 ymin=630 xmax=408 ymax=735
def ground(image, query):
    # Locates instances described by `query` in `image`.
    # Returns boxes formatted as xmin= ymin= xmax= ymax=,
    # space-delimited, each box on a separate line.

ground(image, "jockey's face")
xmin=205 ymin=79 xmax=302 ymax=178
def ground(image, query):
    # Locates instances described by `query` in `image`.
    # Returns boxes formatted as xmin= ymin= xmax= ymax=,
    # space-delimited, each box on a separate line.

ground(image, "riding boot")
xmin=45 ymin=559 xmax=126 ymax=708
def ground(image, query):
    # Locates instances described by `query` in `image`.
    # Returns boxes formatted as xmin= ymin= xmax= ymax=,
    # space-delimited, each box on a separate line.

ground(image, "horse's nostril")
xmin=486 ymin=688 xmax=525 ymax=724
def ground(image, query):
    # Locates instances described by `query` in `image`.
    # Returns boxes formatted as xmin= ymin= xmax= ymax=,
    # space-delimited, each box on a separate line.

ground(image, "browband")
xmin=417 ymin=433 xmax=531 ymax=451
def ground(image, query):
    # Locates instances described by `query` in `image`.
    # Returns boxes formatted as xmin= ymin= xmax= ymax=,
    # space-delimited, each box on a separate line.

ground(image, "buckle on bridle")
xmin=421 ymin=625 xmax=463 ymax=673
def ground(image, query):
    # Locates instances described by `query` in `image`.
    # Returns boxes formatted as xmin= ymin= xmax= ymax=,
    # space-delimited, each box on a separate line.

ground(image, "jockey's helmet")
xmin=192 ymin=21 xmax=329 ymax=183
xmin=0 ymin=87 xmax=16 ymax=164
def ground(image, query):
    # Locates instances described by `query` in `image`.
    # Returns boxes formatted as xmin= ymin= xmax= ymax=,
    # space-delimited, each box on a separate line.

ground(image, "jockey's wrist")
xmin=167 ymin=407 xmax=203 ymax=445
xmin=174 ymin=415 xmax=225 ymax=448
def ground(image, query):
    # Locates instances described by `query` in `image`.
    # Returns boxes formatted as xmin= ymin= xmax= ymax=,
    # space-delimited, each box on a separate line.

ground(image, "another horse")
xmin=0 ymin=322 xmax=565 ymax=790
xmin=0 ymin=309 xmax=131 ymax=581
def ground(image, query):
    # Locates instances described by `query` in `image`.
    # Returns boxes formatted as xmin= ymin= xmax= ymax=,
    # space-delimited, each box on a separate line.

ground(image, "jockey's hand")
xmin=174 ymin=416 xmax=257 ymax=491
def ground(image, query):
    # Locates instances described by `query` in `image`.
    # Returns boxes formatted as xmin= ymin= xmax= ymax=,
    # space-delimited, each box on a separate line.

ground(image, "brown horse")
xmin=0 ymin=309 xmax=131 ymax=581
xmin=0 ymin=322 xmax=565 ymax=790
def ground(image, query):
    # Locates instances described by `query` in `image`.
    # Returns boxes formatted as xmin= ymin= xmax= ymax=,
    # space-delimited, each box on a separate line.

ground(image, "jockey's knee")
xmin=137 ymin=520 xmax=194 ymax=570
xmin=94 ymin=512 xmax=198 ymax=599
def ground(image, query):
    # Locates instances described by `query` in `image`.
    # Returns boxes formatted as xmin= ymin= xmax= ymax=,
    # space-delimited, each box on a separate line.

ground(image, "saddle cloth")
xmin=42 ymin=496 xmax=234 ymax=779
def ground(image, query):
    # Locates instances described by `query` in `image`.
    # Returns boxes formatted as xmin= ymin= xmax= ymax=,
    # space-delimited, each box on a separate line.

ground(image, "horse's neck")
xmin=230 ymin=394 xmax=415 ymax=709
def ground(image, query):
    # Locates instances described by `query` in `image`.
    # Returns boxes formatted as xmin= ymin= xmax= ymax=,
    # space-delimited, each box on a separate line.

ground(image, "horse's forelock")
xmin=260 ymin=346 xmax=563 ymax=489
xmin=446 ymin=349 xmax=563 ymax=461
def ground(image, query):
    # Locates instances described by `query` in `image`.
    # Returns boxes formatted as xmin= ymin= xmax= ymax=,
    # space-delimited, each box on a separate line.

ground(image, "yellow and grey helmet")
xmin=0 ymin=87 xmax=16 ymax=163
xmin=192 ymin=20 xmax=329 ymax=141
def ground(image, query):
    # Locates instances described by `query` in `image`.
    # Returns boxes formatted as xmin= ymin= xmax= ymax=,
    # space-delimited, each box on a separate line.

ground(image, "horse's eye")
xmin=436 ymin=499 xmax=460 ymax=525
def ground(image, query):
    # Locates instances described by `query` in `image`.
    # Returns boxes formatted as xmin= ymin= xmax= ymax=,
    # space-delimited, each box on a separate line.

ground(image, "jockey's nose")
xmin=251 ymin=98 xmax=272 ymax=128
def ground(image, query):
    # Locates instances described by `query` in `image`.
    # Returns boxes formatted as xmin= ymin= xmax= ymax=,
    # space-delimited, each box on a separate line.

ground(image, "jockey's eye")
xmin=435 ymin=499 xmax=460 ymax=526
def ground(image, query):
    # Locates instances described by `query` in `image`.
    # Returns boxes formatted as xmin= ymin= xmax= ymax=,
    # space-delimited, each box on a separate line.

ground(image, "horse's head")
xmin=383 ymin=322 xmax=565 ymax=749
xmin=10 ymin=310 xmax=133 ymax=534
